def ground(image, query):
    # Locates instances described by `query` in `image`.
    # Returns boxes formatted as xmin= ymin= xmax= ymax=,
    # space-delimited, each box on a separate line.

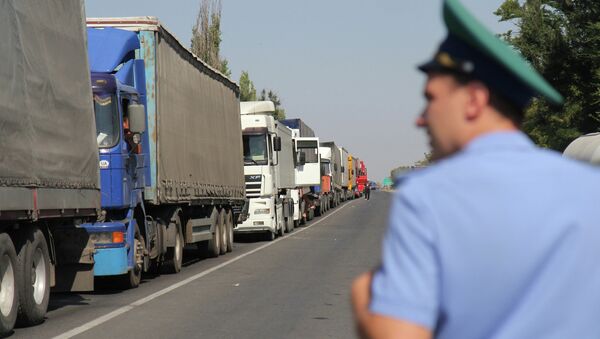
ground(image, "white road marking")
xmin=53 ymin=200 xmax=356 ymax=339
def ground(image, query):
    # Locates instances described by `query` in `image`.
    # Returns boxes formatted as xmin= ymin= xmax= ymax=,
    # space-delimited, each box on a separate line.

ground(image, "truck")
xmin=0 ymin=1 xmax=104 ymax=334
xmin=237 ymin=101 xmax=295 ymax=240
xmin=85 ymin=17 xmax=246 ymax=287
xmin=340 ymin=147 xmax=351 ymax=201
xmin=563 ymin=133 xmax=600 ymax=165
xmin=357 ymin=160 xmax=368 ymax=195
xmin=351 ymin=156 xmax=362 ymax=198
xmin=280 ymin=119 xmax=324 ymax=221
xmin=319 ymin=142 xmax=344 ymax=209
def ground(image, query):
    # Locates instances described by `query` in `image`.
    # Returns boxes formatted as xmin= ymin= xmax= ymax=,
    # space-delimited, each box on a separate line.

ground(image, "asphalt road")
xmin=10 ymin=191 xmax=391 ymax=339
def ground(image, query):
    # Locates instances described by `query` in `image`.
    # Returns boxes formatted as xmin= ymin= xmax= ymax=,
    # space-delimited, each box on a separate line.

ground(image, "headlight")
xmin=254 ymin=208 xmax=271 ymax=215
xmin=89 ymin=231 xmax=125 ymax=244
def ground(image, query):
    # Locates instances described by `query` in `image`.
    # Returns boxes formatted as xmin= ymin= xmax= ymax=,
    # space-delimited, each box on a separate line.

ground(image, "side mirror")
xmin=128 ymin=104 xmax=146 ymax=133
xmin=274 ymin=136 xmax=281 ymax=152
xmin=298 ymin=152 xmax=306 ymax=166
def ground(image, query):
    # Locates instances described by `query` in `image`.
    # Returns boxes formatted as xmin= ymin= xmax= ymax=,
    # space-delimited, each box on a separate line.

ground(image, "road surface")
xmin=12 ymin=191 xmax=392 ymax=339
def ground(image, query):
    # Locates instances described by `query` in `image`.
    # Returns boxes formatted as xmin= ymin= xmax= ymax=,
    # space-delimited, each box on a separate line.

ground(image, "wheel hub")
xmin=32 ymin=248 xmax=46 ymax=305
xmin=0 ymin=254 xmax=15 ymax=316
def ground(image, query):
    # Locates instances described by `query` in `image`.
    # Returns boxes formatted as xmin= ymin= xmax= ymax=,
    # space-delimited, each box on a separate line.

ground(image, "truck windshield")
xmin=321 ymin=162 xmax=331 ymax=176
xmin=93 ymin=94 xmax=120 ymax=148
xmin=297 ymin=140 xmax=319 ymax=164
xmin=243 ymin=134 xmax=268 ymax=165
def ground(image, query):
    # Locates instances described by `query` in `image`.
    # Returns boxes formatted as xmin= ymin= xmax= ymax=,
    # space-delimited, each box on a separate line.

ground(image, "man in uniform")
xmin=351 ymin=0 xmax=600 ymax=338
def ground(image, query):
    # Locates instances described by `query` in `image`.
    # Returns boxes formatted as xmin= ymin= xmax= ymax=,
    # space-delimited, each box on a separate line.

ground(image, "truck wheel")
xmin=0 ymin=233 xmax=18 ymax=336
xmin=225 ymin=210 xmax=233 ymax=253
xmin=206 ymin=214 xmax=221 ymax=258
xmin=266 ymin=231 xmax=275 ymax=241
xmin=164 ymin=214 xmax=183 ymax=274
xmin=120 ymin=224 xmax=144 ymax=288
xmin=15 ymin=227 xmax=50 ymax=326
xmin=315 ymin=203 xmax=322 ymax=217
xmin=219 ymin=210 xmax=227 ymax=255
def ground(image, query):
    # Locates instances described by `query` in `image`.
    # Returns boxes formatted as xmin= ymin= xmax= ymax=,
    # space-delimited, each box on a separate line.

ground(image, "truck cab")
xmin=84 ymin=27 xmax=151 ymax=286
xmin=238 ymin=101 xmax=294 ymax=239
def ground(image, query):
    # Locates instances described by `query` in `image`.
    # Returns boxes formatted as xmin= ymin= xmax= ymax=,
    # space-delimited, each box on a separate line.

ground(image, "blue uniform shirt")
xmin=371 ymin=131 xmax=600 ymax=339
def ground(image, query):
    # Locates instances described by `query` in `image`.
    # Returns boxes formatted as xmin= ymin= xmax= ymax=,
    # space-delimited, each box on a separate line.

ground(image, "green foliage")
xmin=239 ymin=71 xmax=257 ymax=101
xmin=191 ymin=0 xmax=230 ymax=76
xmin=414 ymin=152 xmax=433 ymax=167
xmin=495 ymin=0 xmax=600 ymax=151
xmin=259 ymin=89 xmax=286 ymax=120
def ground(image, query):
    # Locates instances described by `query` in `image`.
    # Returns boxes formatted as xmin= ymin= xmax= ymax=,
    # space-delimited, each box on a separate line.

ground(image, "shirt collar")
xmin=463 ymin=131 xmax=535 ymax=154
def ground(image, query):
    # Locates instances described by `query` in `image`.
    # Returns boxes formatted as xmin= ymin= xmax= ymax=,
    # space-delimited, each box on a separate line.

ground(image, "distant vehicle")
xmin=281 ymin=118 xmax=324 ymax=221
xmin=319 ymin=141 xmax=344 ymax=209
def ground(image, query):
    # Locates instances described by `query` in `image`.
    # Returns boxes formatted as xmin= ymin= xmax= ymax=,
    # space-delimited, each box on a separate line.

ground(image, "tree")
xmin=414 ymin=152 xmax=432 ymax=167
xmin=495 ymin=0 xmax=600 ymax=151
xmin=239 ymin=71 xmax=257 ymax=101
xmin=191 ymin=0 xmax=231 ymax=77
xmin=259 ymin=89 xmax=286 ymax=120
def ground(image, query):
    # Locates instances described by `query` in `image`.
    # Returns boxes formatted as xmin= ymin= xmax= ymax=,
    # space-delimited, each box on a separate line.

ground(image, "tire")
xmin=0 ymin=233 xmax=18 ymax=336
xmin=225 ymin=210 xmax=233 ymax=253
xmin=206 ymin=211 xmax=221 ymax=258
xmin=219 ymin=210 xmax=227 ymax=255
xmin=293 ymin=219 xmax=300 ymax=228
xmin=119 ymin=224 xmax=144 ymax=289
xmin=163 ymin=213 xmax=183 ymax=274
xmin=265 ymin=231 xmax=275 ymax=241
xmin=277 ymin=217 xmax=284 ymax=237
xmin=15 ymin=227 xmax=50 ymax=326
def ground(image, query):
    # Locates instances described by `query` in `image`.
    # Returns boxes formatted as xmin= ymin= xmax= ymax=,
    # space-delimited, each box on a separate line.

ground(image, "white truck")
xmin=320 ymin=141 xmax=344 ymax=208
xmin=237 ymin=101 xmax=295 ymax=240
xmin=563 ymin=133 xmax=600 ymax=164
xmin=280 ymin=119 xmax=323 ymax=224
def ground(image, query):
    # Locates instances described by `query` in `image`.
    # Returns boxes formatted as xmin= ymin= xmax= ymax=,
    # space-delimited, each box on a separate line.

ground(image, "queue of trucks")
xmin=0 ymin=1 xmax=369 ymax=335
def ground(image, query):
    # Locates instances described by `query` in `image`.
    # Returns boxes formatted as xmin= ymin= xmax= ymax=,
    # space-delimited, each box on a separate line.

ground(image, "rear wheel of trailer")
xmin=205 ymin=208 xmax=221 ymax=257
xmin=0 ymin=233 xmax=18 ymax=336
xmin=15 ymin=227 xmax=50 ymax=326
xmin=225 ymin=210 xmax=234 ymax=253
xmin=218 ymin=210 xmax=227 ymax=255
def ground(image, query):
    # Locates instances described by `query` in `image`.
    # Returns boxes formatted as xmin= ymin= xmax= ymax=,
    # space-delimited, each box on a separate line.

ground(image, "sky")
xmin=85 ymin=0 xmax=514 ymax=182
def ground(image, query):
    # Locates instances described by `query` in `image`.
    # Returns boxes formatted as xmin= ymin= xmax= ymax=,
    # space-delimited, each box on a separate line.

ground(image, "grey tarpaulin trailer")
xmin=0 ymin=0 xmax=99 ymax=334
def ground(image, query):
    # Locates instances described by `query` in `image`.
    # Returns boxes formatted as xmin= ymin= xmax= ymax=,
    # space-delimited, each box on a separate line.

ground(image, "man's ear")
xmin=465 ymin=81 xmax=490 ymax=121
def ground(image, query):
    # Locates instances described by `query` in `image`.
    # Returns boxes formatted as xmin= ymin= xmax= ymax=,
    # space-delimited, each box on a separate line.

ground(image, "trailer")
xmin=85 ymin=17 xmax=246 ymax=287
xmin=0 ymin=1 xmax=102 ymax=334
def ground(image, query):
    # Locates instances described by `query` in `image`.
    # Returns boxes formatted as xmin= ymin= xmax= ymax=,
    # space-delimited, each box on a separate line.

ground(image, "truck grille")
xmin=245 ymin=175 xmax=262 ymax=198
xmin=245 ymin=183 xmax=261 ymax=198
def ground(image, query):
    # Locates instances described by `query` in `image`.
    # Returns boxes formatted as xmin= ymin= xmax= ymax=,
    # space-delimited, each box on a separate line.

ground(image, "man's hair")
xmin=437 ymin=69 xmax=525 ymax=126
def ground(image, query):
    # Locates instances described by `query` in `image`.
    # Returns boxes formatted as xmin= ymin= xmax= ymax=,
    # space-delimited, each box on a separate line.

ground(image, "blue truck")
xmin=84 ymin=17 xmax=246 ymax=288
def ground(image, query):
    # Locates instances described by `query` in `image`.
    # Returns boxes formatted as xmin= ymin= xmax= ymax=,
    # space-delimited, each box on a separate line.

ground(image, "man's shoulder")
xmin=399 ymin=145 xmax=600 ymax=192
